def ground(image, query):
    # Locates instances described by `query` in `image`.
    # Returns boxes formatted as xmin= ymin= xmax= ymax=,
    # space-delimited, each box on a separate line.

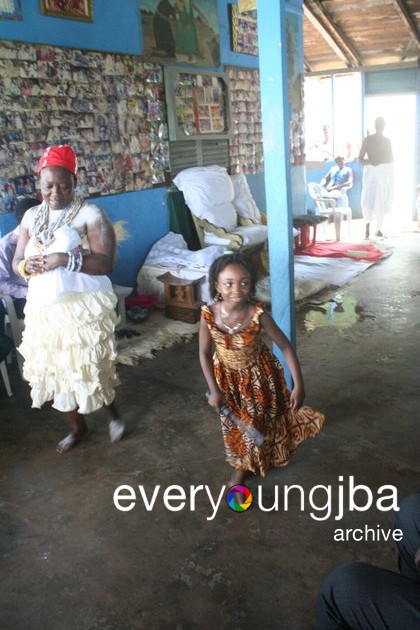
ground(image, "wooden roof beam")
xmin=308 ymin=0 xmax=364 ymax=67
xmin=303 ymin=3 xmax=353 ymax=67
xmin=391 ymin=0 xmax=420 ymax=49
xmin=304 ymin=57 xmax=315 ymax=73
xmin=400 ymin=37 xmax=418 ymax=61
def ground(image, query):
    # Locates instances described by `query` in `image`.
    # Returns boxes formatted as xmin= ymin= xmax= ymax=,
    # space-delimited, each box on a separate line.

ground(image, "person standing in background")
xmin=358 ymin=117 xmax=394 ymax=239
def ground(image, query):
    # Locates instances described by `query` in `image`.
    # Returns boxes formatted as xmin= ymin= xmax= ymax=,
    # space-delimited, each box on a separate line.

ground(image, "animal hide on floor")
xmin=116 ymin=310 xmax=199 ymax=365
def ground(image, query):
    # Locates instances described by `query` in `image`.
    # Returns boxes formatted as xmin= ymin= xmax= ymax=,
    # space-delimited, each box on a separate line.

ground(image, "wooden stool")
xmin=293 ymin=214 xmax=328 ymax=251
xmin=157 ymin=272 xmax=204 ymax=323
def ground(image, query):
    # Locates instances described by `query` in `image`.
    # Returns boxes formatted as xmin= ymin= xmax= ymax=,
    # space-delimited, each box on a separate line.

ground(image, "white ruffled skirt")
xmin=19 ymin=290 xmax=120 ymax=414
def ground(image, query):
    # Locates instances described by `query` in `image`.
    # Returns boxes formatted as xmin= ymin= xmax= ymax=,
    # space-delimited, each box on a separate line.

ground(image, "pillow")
xmin=230 ymin=173 xmax=261 ymax=223
xmin=173 ymin=166 xmax=237 ymax=231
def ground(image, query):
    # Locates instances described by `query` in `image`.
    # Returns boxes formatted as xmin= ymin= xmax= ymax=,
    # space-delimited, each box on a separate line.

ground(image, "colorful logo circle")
xmin=226 ymin=485 xmax=253 ymax=512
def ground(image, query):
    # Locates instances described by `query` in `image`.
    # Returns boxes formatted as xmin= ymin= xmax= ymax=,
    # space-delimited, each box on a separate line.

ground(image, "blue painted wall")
xmin=91 ymin=187 xmax=169 ymax=286
xmin=0 ymin=0 xmax=142 ymax=54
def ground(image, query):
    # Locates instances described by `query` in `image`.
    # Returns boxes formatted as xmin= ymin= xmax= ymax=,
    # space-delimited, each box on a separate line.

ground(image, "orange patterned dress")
xmin=201 ymin=303 xmax=325 ymax=477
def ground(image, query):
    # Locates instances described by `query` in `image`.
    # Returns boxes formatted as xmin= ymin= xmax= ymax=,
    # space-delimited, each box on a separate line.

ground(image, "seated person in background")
xmin=319 ymin=156 xmax=353 ymax=242
xmin=0 ymin=197 xmax=39 ymax=330
xmin=316 ymin=491 xmax=420 ymax=629
xmin=319 ymin=156 xmax=353 ymax=207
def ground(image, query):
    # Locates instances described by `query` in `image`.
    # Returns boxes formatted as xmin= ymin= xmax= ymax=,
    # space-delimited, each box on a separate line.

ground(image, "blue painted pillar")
xmin=258 ymin=0 xmax=295 ymax=384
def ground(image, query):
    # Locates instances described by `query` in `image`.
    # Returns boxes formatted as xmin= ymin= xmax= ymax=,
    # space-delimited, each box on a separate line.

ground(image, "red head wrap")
xmin=37 ymin=144 xmax=78 ymax=177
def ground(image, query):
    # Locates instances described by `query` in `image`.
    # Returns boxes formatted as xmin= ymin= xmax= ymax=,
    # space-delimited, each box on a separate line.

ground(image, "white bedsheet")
xmin=294 ymin=255 xmax=373 ymax=287
xmin=138 ymin=233 xmax=376 ymax=307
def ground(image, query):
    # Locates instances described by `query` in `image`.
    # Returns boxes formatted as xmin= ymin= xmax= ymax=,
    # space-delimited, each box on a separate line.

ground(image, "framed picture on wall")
xmin=0 ymin=0 xmax=22 ymax=20
xmin=164 ymin=66 xmax=232 ymax=141
xmin=40 ymin=0 xmax=93 ymax=22
xmin=141 ymin=0 xmax=220 ymax=67
xmin=230 ymin=4 xmax=258 ymax=56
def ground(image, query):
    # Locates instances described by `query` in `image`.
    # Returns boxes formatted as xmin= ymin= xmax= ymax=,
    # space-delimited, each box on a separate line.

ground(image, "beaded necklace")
xmin=32 ymin=196 xmax=84 ymax=250
xmin=220 ymin=304 xmax=247 ymax=334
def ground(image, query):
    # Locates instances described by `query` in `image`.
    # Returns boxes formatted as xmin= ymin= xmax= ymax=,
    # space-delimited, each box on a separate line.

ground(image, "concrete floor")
xmin=1 ymin=229 xmax=419 ymax=630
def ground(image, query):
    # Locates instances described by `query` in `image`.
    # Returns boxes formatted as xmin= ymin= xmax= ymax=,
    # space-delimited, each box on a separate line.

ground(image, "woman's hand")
xmin=25 ymin=254 xmax=45 ymax=275
xmin=42 ymin=252 xmax=68 ymax=272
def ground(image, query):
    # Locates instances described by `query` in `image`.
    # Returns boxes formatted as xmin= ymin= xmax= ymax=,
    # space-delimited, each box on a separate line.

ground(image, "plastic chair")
xmin=0 ymin=359 xmax=12 ymax=396
xmin=0 ymin=332 xmax=14 ymax=396
xmin=0 ymin=294 xmax=25 ymax=379
xmin=308 ymin=182 xmax=352 ymax=240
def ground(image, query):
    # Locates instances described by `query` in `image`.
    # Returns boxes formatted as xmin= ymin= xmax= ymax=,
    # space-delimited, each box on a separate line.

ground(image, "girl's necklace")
xmin=220 ymin=304 xmax=245 ymax=334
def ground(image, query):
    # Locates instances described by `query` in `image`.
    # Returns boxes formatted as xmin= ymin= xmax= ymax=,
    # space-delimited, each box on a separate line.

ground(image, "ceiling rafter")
xmin=304 ymin=60 xmax=315 ymax=73
xmin=303 ymin=3 xmax=352 ymax=67
xmin=400 ymin=37 xmax=417 ymax=61
xmin=304 ymin=0 xmax=364 ymax=68
xmin=391 ymin=0 xmax=420 ymax=49
xmin=302 ymin=0 xmax=420 ymax=73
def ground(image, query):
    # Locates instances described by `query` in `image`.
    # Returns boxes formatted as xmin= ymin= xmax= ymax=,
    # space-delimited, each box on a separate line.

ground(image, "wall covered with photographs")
xmin=0 ymin=40 xmax=169 ymax=211
xmin=226 ymin=65 xmax=263 ymax=175
xmin=0 ymin=39 xmax=267 ymax=212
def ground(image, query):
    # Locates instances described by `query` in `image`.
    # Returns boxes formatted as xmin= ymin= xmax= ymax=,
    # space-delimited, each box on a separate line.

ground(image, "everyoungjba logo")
xmin=113 ymin=477 xmax=399 ymax=525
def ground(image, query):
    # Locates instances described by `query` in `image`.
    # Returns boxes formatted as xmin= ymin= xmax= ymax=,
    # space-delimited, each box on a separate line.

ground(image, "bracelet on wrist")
xmin=17 ymin=258 xmax=32 ymax=279
xmin=66 ymin=250 xmax=83 ymax=273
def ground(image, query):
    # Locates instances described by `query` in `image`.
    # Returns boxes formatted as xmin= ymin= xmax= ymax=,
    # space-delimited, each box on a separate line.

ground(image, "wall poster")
xmin=0 ymin=0 xmax=22 ymax=20
xmin=141 ymin=0 xmax=220 ymax=67
xmin=40 ymin=0 xmax=93 ymax=22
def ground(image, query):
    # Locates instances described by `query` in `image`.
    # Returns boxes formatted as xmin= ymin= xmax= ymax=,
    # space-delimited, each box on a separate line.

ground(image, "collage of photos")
xmin=0 ymin=41 xmax=170 ymax=201
xmin=226 ymin=66 xmax=263 ymax=174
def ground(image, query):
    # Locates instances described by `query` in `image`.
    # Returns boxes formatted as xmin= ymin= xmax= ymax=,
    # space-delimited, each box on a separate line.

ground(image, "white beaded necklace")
xmin=32 ymin=197 xmax=84 ymax=250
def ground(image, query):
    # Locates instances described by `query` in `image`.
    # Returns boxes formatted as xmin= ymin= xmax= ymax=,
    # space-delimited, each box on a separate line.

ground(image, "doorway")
xmin=364 ymin=94 xmax=417 ymax=230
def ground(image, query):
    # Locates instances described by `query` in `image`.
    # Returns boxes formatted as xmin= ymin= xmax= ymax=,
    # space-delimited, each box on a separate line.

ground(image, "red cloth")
xmin=298 ymin=241 xmax=386 ymax=262
xmin=37 ymin=144 xmax=77 ymax=177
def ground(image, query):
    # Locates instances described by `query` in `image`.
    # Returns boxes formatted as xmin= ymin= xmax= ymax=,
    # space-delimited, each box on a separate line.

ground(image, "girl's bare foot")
xmin=228 ymin=469 xmax=247 ymax=487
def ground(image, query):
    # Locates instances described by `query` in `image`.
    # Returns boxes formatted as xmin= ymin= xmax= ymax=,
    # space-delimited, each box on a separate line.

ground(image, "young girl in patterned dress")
xmin=199 ymin=252 xmax=325 ymax=486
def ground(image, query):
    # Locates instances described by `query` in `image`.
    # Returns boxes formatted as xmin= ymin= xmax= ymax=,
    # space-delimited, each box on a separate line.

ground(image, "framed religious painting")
xmin=0 ymin=0 xmax=22 ymax=20
xmin=40 ymin=0 xmax=93 ymax=22
xmin=141 ymin=0 xmax=220 ymax=67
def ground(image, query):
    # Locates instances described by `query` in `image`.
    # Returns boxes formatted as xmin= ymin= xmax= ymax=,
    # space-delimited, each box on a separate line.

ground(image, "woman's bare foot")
xmin=56 ymin=429 xmax=90 ymax=453
xmin=109 ymin=419 xmax=125 ymax=443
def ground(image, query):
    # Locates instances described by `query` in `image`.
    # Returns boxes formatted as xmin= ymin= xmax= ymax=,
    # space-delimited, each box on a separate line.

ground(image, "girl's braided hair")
xmin=208 ymin=252 xmax=257 ymax=300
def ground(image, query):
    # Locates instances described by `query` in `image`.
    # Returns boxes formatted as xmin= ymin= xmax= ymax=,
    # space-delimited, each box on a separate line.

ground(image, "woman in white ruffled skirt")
xmin=13 ymin=145 xmax=124 ymax=453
